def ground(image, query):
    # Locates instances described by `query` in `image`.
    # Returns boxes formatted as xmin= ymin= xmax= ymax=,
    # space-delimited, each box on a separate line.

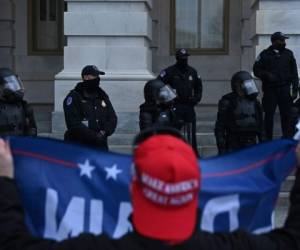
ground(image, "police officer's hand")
xmin=0 ymin=139 xmax=14 ymax=179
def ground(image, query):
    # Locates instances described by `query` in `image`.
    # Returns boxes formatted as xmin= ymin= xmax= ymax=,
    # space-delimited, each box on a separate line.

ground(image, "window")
xmin=171 ymin=0 xmax=229 ymax=54
xmin=28 ymin=0 xmax=65 ymax=55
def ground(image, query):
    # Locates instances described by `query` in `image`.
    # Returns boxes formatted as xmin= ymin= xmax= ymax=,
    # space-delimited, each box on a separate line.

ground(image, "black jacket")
xmin=253 ymin=46 xmax=299 ymax=91
xmin=0 ymin=99 xmax=37 ymax=136
xmin=158 ymin=64 xmax=202 ymax=106
xmin=139 ymin=102 xmax=180 ymax=130
xmin=0 ymin=171 xmax=300 ymax=250
xmin=63 ymin=82 xmax=117 ymax=150
xmin=215 ymin=92 xmax=263 ymax=153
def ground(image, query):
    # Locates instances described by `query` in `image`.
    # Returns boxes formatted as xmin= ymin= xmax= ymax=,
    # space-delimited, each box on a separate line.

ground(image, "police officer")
xmin=0 ymin=68 xmax=37 ymax=136
xmin=63 ymin=65 xmax=117 ymax=150
xmin=139 ymin=79 xmax=179 ymax=130
xmin=158 ymin=48 xmax=202 ymax=155
xmin=253 ymin=31 xmax=299 ymax=140
xmin=215 ymin=71 xmax=263 ymax=154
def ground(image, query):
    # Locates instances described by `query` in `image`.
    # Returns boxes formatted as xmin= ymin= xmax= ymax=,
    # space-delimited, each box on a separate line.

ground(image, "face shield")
xmin=241 ymin=79 xmax=259 ymax=97
xmin=0 ymin=75 xmax=24 ymax=100
xmin=158 ymin=85 xmax=177 ymax=104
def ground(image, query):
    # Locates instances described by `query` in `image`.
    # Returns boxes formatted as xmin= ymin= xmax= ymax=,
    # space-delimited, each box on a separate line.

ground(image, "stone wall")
xmin=0 ymin=0 xmax=15 ymax=69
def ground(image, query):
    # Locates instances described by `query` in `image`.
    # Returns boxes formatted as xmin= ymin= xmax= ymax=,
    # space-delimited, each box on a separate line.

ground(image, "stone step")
xmin=31 ymin=105 xmax=53 ymax=133
xmin=109 ymin=133 xmax=217 ymax=146
xmin=280 ymin=175 xmax=295 ymax=193
xmin=36 ymin=121 xmax=51 ymax=133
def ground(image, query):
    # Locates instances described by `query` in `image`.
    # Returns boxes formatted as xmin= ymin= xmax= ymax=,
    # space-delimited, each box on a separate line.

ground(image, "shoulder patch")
xmin=160 ymin=70 xmax=167 ymax=78
xmin=66 ymin=96 xmax=73 ymax=106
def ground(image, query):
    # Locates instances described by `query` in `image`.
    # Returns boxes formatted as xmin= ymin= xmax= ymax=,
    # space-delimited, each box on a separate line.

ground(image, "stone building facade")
xmin=0 ymin=0 xmax=299 ymax=135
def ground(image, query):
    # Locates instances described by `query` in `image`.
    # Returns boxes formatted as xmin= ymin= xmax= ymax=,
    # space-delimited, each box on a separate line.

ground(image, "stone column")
xmin=0 ymin=0 xmax=15 ymax=69
xmin=250 ymin=0 xmax=300 ymax=67
xmin=52 ymin=0 xmax=154 ymax=134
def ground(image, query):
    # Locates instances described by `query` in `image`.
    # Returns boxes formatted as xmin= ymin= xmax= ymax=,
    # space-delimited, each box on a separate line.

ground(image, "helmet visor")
xmin=2 ymin=75 xmax=24 ymax=92
xmin=158 ymin=85 xmax=177 ymax=104
xmin=242 ymin=79 xmax=258 ymax=96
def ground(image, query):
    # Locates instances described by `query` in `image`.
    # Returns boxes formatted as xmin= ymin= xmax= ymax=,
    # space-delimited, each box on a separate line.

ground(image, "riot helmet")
xmin=231 ymin=71 xmax=259 ymax=98
xmin=144 ymin=79 xmax=176 ymax=105
xmin=0 ymin=68 xmax=24 ymax=101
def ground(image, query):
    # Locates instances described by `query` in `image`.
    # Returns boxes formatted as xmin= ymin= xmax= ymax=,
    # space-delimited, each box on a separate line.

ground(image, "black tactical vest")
xmin=0 ymin=102 xmax=26 ymax=136
xmin=233 ymin=98 xmax=259 ymax=133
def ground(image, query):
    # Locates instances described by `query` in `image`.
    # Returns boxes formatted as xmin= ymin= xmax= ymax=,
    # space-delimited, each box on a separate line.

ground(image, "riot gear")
xmin=231 ymin=71 xmax=259 ymax=98
xmin=0 ymin=68 xmax=24 ymax=101
xmin=139 ymin=79 xmax=180 ymax=131
xmin=0 ymin=68 xmax=37 ymax=136
xmin=215 ymin=71 xmax=263 ymax=154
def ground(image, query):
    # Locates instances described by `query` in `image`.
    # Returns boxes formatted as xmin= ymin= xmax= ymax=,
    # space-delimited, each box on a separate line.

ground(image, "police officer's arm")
xmin=190 ymin=72 xmax=203 ymax=105
xmin=256 ymin=100 xmax=264 ymax=142
xmin=253 ymin=52 xmax=275 ymax=83
xmin=157 ymin=69 xmax=172 ymax=85
xmin=214 ymin=98 xmax=230 ymax=154
xmin=63 ymin=94 xmax=102 ymax=145
xmin=290 ymin=52 xmax=299 ymax=90
xmin=23 ymin=102 xmax=37 ymax=136
xmin=102 ymin=98 xmax=117 ymax=136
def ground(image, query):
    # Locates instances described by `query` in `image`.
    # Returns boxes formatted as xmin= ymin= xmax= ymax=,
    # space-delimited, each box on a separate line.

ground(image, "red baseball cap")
xmin=131 ymin=134 xmax=200 ymax=242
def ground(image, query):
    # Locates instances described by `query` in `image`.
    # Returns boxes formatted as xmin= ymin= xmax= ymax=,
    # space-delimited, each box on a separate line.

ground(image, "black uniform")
xmin=158 ymin=64 xmax=202 ymax=154
xmin=63 ymin=82 xmax=117 ymax=150
xmin=215 ymin=92 xmax=263 ymax=154
xmin=1 ymin=168 xmax=300 ymax=249
xmin=139 ymin=102 xmax=179 ymax=130
xmin=0 ymin=68 xmax=37 ymax=136
xmin=0 ymin=99 xmax=37 ymax=136
xmin=139 ymin=79 xmax=180 ymax=130
xmin=253 ymin=45 xmax=299 ymax=140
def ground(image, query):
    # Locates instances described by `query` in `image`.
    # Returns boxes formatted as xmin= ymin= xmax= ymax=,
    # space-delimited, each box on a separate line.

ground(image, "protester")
xmin=63 ymin=65 xmax=117 ymax=150
xmin=253 ymin=31 xmax=299 ymax=140
xmin=0 ymin=68 xmax=37 ymax=136
xmin=0 ymin=128 xmax=300 ymax=249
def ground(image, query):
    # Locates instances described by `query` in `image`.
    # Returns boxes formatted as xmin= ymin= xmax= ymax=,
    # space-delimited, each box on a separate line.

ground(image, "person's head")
xmin=231 ymin=71 xmax=259 ymax=99
xmin=131 ymin=128 xmax=200 ymax=242
xmin=271 ymin=32 xmax=289 ymax=51
xmin=81 ymin=65 xmax=105 ymax=92
xmin=0 ymin=68 xmax=24 ymax=102
xmin=175 ymin=48 xmax=189 ymax=68
xmin=143 ymin=79 xmax=176 ymax=106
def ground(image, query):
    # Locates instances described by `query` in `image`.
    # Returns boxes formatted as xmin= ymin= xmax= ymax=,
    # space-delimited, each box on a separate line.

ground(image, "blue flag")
xmin=10 ymin=137 xmax=296 ymax=240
